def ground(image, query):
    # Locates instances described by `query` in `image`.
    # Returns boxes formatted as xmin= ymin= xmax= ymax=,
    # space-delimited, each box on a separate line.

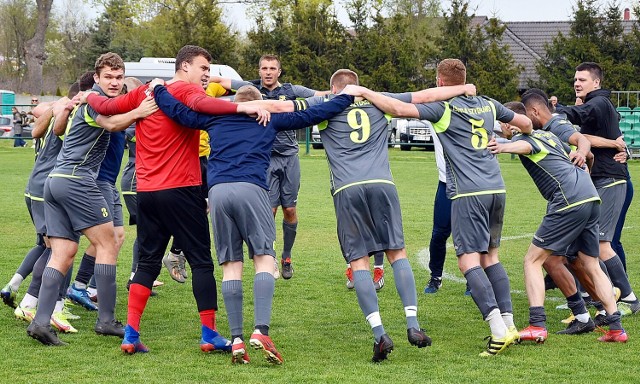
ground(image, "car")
xmin=124 ymin=57 xmax=242 ymax=84
xmin=0 ymin=116 xmax=11 ymax=137
xmin=396 ymin=118 xmax=434 ymax=151
xmin=311 ymin=121 xmax=396 ymax=150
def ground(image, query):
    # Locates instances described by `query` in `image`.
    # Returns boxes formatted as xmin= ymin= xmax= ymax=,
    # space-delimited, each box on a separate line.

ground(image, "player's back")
xmin=513 ymin=130 xmax=598 ymax=211
xmin=416 ymin=96 xmax=512 ymax=199
xmin=308 ymin=95 xmax=392 ymax=195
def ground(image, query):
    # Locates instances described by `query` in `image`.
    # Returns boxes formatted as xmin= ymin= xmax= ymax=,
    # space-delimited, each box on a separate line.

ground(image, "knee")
xmin=282 ymin=207 xmax=297 ymax=223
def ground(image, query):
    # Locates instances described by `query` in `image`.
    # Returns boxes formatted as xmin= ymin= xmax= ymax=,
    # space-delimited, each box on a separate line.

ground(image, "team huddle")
xmin=0 ymin=44 xmax=636 ymax=363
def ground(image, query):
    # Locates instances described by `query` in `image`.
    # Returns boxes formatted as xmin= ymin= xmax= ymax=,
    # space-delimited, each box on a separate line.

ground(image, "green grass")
xmin=0 ymin=140 xmax=639 ymax=383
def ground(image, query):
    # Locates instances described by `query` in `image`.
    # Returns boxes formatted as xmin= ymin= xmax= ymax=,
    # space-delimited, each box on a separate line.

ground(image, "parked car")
xmin=0 ymin=116 xmax=12 ymax=137
xmin=396 ymin=118 xmax=434 ymax=151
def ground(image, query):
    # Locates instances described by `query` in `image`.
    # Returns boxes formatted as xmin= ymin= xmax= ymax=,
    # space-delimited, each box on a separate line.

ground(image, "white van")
xmin=123 ymin=57 xmax=243 ymax=83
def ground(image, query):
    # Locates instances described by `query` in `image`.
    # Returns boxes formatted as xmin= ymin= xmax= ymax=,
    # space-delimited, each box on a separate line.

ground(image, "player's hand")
xmin=613 ymin=135 xmax=626 ymax=152
xmin=463 ymin=84 xmax=477 ymax=96
xmin=209 ymin=76 xmax=223 ymax=84
xmin=134 ymin=95 xmax=158 ymax=118
xmin=52 ymin=97 xmax=70 ymax=115
xmin=148 ymin=78 xmax=165 ymax=92
xmin=613 ymin=150 xmax=628 ymax=163
xmin=487 ymin=137 xmax=501 ymax=154
xmin=575 ymin=97 xmax=583 ymax=106
xmin=341 ymin=84 xmax=366 ymax=97
xmin=238 ymin=105 xmax=271 ymax=125
xmin=569 ymin=150 xmax=586 ymax=168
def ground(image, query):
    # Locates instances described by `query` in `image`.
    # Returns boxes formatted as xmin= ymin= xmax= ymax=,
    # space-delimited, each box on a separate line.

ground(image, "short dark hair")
xmin=521 ymin=88 xmax=552 ymax=112
xmin=504 ymin=101 xmax=526 ymax=115
xmin=259 ymin=54 xmax=281 ymax=69
xmin=576 ymin=62 xmax=603 ymax=82
xmin=95 ymin=52 xmax=124 ymax=75
xmin=68 ymin=82 xmax=80 ymax=98
xmin=521 ymin=91 xmax=550 ymax=112
xmin=175 ymin=45 xmax=212 ymax=72
xmin=78 ymin=71 xmax=96 ymax=91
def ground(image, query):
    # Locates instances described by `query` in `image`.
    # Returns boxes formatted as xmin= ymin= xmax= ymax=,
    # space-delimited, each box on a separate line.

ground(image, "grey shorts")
xmin=30 ymin=198 xmax=47 ymax=235
xmin=97 ymin=180 xmax=123 ymax=227
xmin=120 ymin=161 xmax=137 ymax=225
xmin=333 ymin=183 xmax=405 ymax=263
xmin=533 ymin=201 xmax=600 ymax=258
xmin=593 ymin=177 xmax=626 ymax=242
xmin=209 ymin=182 xmax=276 ymax=264
xmin=451 ymin=193 xmax=505 ymax=256
xmin=44 ymin=176 xmax=112 ymax=243
xmin=268 ymin=154 xmax=300 ymax=208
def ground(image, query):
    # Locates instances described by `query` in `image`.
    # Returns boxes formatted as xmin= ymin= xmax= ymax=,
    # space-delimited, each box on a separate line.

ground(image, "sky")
xmin=220 ymin=0 xmax=637 ymax=33
xmin=63 ymin=0 xmax=637 ymax=33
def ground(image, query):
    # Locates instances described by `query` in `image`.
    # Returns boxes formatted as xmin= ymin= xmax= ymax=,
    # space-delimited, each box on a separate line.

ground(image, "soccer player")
xmin=556 ymin=62 xmax=640 ymax=315
xmin=210 ymin=54 xmax=329 ymax=279
xmin=27 ymin=53 xmax=157 ymax=346
xmin=342 ymin=59 xmax=532 ymax=357
xmin=489 ymin=96 xmax=627 ymax=343
xmin=84 ymin=45 xmax=268 ymax=355
xmin=151 ymin=81 xmax=354 ymax=364
xmin=251 ymin=69 xmax=476 ymax=362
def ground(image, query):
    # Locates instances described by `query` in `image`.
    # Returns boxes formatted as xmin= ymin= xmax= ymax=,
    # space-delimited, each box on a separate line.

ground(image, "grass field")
xmin=0 ymin=140 xmax=639 ymax=383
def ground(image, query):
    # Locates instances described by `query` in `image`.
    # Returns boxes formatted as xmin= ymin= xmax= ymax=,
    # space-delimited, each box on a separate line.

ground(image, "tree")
xmin=0 ymin=0 xmax=36 ymax=90
xmin=23 ymin=0 xmax=54 ymax=95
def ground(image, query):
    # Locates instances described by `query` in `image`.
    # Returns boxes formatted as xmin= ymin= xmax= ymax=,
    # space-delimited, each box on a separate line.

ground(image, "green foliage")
xmin=536 ymin=0 xmax=640 ymax=101
xmin=0 ymin=0 xmax=37 ymax=80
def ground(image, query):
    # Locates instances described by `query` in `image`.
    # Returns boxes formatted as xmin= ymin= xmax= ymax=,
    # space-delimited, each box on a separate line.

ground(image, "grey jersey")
xmin=415 ymin=96 xmax=515 ymax=199
xmin=512 ymin=130 xmax=600 ymax=212
xmin=27 ymin=117 xmax=63 ymax=199
xmin=306 ymin=92 xmax=411 ymax=195
xmin=542 ymin=115 xmax=578 ymax=148
xmin=231 ymin=79 xmax=317 ymax=155
xmin=50 ymin=84 xmax=110 ymax=179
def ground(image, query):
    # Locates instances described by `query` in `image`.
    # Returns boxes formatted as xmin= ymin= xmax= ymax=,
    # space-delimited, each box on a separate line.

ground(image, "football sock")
xmin=566 ymin=292 xmax=589 ymax=322
xmin=33 ymin=267 xmax=64 ymax=326
xmin=199 ymin=309 xmax=216 ymax=330
xmin=127 ymin=283 xmax=151 ymax=332
xmin=15 ymin=241 xmax=46 ymax=285
xmin=282 ymin=221 xmax=297 ymax=260
xmin=484 ymin=263 xmax=514 ymax=322
xmin=391 ymin=258 xmax=419 ymax=329
xmin=604 ymin=255 xmax=635 ymax=300
xmin=486 ymin=308 xmax=508 ymax=338
xmin=353 ymin=269 xmax=385 ymax=341
xmin=75 ymin=253 xmax=96 ymax=286
xmin=373 ymin=251 xmax=384 ymax=268
xmin=26 ymin=248 xmax=50 ymax=298
xmin=528 ymin=306 xmax=546 ymax=328
xmin=20 ymin=293 xmax=38 ymax=309
xmin=607 ymin=311 xmax=623 ymax=331
xmin=464 ymin=266 xmax=499 ymax=320
xmin=94 ymin=263 xmax=117 ymax=323
xmin=7 ymin=274 xmax=24 ymax=291
xmin=222 ymin=280 xmax=243 ymax=339
xmin=60 ymin=265 xmax=72 ymax=300
xmin=254 ymin=272 xmax=275 ymax=330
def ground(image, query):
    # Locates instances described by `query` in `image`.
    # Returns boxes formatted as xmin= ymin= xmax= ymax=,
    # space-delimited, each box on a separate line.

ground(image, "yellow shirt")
xmin=199 ymin=83 xmax=230 ymax=157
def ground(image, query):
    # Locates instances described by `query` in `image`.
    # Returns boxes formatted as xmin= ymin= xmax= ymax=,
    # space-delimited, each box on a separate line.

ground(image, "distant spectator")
xmin=11 ymin=106 xmax=26 ymax=148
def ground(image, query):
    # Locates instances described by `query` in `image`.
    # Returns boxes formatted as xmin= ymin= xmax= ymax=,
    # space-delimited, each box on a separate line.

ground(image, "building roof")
xmin=475 ymin=18 xmax=637 ymax=89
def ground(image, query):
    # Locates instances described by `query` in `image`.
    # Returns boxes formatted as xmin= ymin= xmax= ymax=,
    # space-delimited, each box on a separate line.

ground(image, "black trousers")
xmin=134 ymin=186 xmax=217 ymax=311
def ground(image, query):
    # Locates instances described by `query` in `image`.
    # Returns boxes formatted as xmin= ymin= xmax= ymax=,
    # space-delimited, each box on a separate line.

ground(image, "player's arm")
xmin=242 ymin=99 xmax=298 ymax=113
xmin=487 ymin=136 xmax=532 ymax=155
xmin=32 ymin=107 xmax=53 ymax=138
xmin=342 ymin=85 xmax=420 ymax=118
xmin=31 ymin=101 xmax=55 ymax=119
xmin=271 ymin=94 xmax=354 ymax=131
xmin=95 ymin=96 xmax=159 ymax=132
xmin=555 ymin=103 xmax=594 ymax=126
xmin=565 ymin=131 xmax=591 ymax=167
xmin=410 ymin=84 xmax=476 ymax=103
xmin=504 ymin=113 xmax=533 ymax=135
xmin=582 ymin=134 xmax=626 ymax=150
xmin=86 ymin=89 xmax=141 ymax=115
xmin=209 ymin=76 xmax=233 ymax=90
xmin=152 ymin=85 xmax=213 ymax=129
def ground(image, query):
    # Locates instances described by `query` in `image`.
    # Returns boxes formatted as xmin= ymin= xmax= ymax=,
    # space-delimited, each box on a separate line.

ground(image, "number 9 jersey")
xmin=305 ymin=93 xmax=412 ymax=196
xmin=415 ymin=96 xmax=515 ymax=199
